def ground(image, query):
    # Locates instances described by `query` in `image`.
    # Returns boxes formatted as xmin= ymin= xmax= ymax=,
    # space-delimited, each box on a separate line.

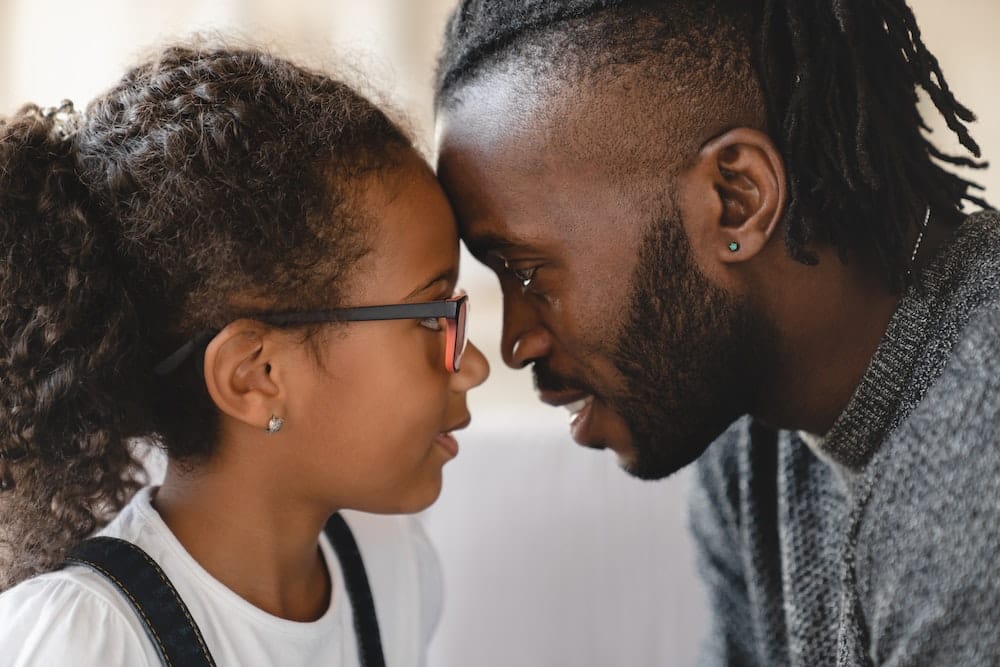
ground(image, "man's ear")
xmin=678 ymin=127 xmax=786 ymax=265
xmin=202 ymin=319 xmax=283 ymax=433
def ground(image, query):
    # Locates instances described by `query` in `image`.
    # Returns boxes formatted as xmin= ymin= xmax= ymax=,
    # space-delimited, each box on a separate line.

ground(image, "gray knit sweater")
xmin=690 ymin=211 xmax=1000 ymax=666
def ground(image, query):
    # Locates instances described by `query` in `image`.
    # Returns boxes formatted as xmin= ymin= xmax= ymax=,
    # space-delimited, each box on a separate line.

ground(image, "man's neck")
xmin=753 ymin=220 xmax=957 ymax=434
xmin=752 ymin=247 xmax=901 ymax=434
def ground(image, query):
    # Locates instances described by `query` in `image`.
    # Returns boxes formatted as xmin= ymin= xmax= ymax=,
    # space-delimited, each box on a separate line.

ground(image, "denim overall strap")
xmin=66 ymin=536 xmax=216 ymax=667
xmin=324 ymin=513 xmax=386 ymax=667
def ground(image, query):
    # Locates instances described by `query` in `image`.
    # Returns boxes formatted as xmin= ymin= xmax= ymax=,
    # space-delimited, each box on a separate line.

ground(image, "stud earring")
xmin=266 ymin=415 xmax=284 ymax=434
xmin=728 ymin=241 xmax=740 ymax=252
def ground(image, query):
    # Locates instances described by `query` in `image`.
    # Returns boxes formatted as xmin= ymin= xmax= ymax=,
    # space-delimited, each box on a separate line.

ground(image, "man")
xmin=433 ymin=1 xmax=1000 ymax=665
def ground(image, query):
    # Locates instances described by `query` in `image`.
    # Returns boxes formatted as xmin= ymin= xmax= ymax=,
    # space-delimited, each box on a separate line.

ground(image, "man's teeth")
xmin=564 ymin=398 xmax=589 ymax=416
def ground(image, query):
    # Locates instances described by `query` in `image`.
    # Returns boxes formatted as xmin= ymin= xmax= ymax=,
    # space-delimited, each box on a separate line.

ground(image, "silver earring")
xmin=266 ymin=415 xmax=284 ymax=434
xmin=905 ymin=205 xmax=932 ymax=284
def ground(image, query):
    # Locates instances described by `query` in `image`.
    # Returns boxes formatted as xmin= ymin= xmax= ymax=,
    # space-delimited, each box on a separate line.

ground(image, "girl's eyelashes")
xmin=419 ymin=317 xmax=444 ymax=331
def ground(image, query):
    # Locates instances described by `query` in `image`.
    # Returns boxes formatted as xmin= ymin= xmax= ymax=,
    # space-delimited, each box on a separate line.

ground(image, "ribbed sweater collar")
xmin=817 ymin=211 xmax=1000 ymax=472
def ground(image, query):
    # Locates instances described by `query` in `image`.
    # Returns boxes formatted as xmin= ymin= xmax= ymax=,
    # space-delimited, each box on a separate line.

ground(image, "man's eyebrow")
xmin=464 ymin=232 xmax=534 ymax=256
xmin=405 ymin=268 xmax=458 ymax=300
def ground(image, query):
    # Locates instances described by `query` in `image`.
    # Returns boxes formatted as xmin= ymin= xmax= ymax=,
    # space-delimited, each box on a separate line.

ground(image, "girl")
xmin=0 ymin=43 xmax=488 ymax=665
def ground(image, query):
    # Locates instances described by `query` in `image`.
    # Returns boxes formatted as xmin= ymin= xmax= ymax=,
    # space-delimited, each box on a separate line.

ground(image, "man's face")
xmin=436 ymin=74 xmax=771 ymax=478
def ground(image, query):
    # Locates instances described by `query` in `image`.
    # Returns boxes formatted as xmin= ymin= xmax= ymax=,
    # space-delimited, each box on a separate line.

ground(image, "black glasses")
xmin=154 ymin=293 xmax=470 ymax=376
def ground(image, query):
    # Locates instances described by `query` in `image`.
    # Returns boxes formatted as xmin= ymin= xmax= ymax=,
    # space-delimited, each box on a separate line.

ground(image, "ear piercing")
xmin=905 ymin=205 xmax=932 ymax=284
xmin=266 ymin=415 xmax=284 ymax=434
xmin=728 ymin=242 xmax=740 ymax=252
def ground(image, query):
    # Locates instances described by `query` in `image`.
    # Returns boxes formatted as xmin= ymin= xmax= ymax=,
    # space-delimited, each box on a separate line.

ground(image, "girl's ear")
xmin=677 ymin=127 xmax=787 ymax=266
xmin=202 ymin=320 xmax=283 ymax=432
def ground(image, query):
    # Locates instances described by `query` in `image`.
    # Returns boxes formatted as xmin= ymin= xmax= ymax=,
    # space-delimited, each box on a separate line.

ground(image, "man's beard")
xmin=605 ymin=202 xmax=774 ymax=480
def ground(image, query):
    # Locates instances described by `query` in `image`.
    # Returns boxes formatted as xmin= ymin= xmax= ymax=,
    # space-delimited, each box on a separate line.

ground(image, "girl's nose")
xmin=452 ymin=341 xmax=489 ymax=390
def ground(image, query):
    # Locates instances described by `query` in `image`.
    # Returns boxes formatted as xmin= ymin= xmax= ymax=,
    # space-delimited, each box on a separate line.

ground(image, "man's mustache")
xmin=532 ymin=362 xmax=589 ymax=395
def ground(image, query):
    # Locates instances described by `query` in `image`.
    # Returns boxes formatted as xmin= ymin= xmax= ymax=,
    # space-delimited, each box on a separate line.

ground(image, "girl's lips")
xmin=435 ymin=412 xmax=471 ymax=460
xmin=434 ymin=432 xmax=459 ymax=459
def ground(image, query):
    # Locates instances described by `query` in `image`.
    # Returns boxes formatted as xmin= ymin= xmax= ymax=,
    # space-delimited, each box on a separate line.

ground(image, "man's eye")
xmin=419 ymin=317 xmax=443 ymax=331
xmin=511 ymin=266 xmax=538 ymax=288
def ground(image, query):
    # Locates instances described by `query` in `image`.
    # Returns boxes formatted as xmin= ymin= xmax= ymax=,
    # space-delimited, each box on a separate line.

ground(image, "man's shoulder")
xmin=691 ymin=417 xmax=783 ymax=524
xmin=907 ymin=300 xmax=1000 ymax=443
xmin=855 ymin=304 xmax=1000 ymax=657
xmin=858 ymin=301 xmax=1000 ymax=581
xmin=694 ymin=417 xmax=752 ymax=487
xmin=946 ymin=298 xmax=1000 ymax=382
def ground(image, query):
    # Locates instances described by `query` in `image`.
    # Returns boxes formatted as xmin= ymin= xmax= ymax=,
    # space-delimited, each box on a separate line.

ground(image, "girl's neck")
xmin=154 ymin=460 xmax=332 ymax=622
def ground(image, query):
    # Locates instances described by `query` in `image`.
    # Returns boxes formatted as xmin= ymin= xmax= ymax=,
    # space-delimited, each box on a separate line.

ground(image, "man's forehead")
xmin=438 ymin=64 xmax=705 ymax=191
xmin=437 ymin=71 xmax=567 ymax=173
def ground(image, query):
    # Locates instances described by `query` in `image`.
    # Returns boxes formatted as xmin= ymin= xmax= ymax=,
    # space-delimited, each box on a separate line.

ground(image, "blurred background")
xmin=1 ymin=2 xmax=995 ymax=665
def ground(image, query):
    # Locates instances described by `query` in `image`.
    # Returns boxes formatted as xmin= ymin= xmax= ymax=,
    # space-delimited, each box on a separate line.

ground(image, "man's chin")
xmin=620 ymin=454 xmax=688 ymax=481
xmin=619 ymin=430 xmax=715 ymax=480
xmin=568 ymin=396 xmax=635 ymax=451
xmin=570 ymin=424 xmax=690 ymax=481
xmin=566 ymin=396 xmax=716 ymax=478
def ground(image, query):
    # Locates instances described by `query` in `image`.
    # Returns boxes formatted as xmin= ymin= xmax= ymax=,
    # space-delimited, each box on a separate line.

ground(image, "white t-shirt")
xmin=0 ymin=487 xmax=442 ymax=666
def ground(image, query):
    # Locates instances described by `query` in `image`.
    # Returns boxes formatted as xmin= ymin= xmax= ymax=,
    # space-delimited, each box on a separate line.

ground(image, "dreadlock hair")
xmin=0 ymin=43 xmax=412 ymax=589
xmin=436 ymin=0 xmax=989 ymax=289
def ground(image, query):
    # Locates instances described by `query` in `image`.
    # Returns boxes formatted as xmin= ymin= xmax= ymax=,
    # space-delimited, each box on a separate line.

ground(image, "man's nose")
xmin=501 ymin=297 xmax=551 ymax=369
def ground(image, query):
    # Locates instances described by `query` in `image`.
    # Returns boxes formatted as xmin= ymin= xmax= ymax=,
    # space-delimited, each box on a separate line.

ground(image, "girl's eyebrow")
xmin=406 ymin=268 xmax=458 ymax=300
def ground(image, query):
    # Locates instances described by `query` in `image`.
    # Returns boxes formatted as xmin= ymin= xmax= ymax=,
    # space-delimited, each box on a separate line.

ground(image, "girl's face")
xmin=280 ymin=156 xmax=489 ymax=514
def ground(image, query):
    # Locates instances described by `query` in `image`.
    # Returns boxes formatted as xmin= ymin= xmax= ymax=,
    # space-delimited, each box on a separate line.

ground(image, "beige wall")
xmin=0 ymin=0 xmax=457 ymax=143
xmin=1 ymin=1 xmax=993 ymax=177
xmin=911 ymin=1 xmax=999 ymax=201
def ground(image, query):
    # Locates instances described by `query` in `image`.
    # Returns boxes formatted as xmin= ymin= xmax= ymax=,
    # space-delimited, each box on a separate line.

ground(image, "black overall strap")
xmin=66 ymin=536 xmax=216 ymax=667
xmin=66 ymin=515 xmax=383 ymax=667
xmin=324 ymin=513 xmax=387 ymax=667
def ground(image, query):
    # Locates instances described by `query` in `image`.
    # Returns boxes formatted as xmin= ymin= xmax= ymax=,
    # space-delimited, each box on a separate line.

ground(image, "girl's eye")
xmin=419 ymin=317 xmax=443 ymax=331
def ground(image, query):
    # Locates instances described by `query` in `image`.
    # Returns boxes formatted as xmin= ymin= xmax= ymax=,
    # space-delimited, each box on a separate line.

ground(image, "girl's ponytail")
xmin=0 ymin=102 xmax=145 ymax=590
xmin=1 ymin=43 xmax=415 ymax=589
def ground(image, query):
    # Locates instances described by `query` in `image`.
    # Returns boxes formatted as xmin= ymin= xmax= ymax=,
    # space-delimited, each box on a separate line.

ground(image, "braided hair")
xmin=436 ymin=0 xmax=989 ymax=288
xmin=0 ymin=43 xmax=412 ymax=588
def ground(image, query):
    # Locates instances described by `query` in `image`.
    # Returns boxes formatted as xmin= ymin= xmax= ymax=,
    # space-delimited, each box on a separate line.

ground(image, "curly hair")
xmin=436 ymin=0 xmax=989 ymax=289
xmin=0 ymin=44 xmax=412 ymax=589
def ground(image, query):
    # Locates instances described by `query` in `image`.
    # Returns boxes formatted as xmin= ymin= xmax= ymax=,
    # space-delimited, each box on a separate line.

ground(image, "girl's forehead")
xmin=351 ymin=162 xmax=461 ymax=303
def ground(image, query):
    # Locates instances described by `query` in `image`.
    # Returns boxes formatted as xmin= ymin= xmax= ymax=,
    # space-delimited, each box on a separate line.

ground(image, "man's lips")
xmin=538 ymin=384 xmax=631 ymax=456
xmin=538 ymin=391 xmax=604 ymax=448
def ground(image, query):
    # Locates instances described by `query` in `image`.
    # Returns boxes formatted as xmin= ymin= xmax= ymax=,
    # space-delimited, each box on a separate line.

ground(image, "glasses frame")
xmin=153 ymin=293 xmax=469 ymax=376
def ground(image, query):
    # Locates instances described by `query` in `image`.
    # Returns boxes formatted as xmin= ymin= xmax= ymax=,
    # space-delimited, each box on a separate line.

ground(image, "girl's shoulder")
xmin=0 ymin=566 xmax=157 ymax=666
xmin=338 ymin=510 xmax=441 ymax=592
xmin=337 ymin=511 xmax=444 ymax=658
xmin=0 ymin=487 xmax=161 ymax=664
